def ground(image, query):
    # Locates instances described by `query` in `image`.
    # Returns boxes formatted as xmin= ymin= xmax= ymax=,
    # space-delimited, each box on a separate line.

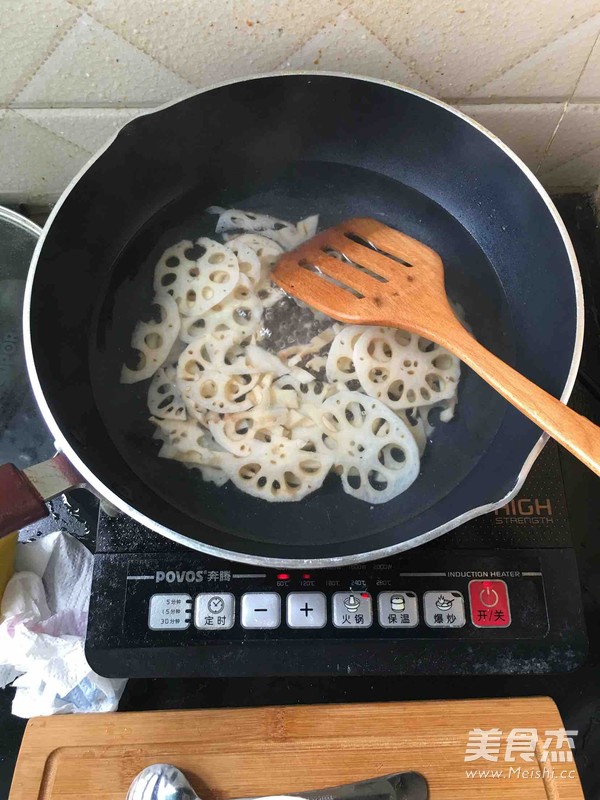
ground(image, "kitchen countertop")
xmin=1 ymin=195 xmax=599 ymax=800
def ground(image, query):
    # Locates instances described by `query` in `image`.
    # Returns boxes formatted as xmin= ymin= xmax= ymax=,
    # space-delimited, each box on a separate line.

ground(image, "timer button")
xmin=194 ymin=593 xmax=235 ymax=630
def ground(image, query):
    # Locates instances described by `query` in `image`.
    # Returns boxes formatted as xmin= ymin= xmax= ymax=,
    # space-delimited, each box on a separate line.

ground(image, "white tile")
xmin=88 ymin=0 xmax=345 ymax=86
xmin=0 ymin=0 xmax=81 ymax=104
xmin=574 ymin=33 xmax=600 ymax=100
xmin=539 ymin=103 xmax=600 ymax=188
xmin=18 ymin=108 xmax=145 ymax=153
xmin=280 ymin=9 xmax=432 ymax=93
xmin=347 ymin=0 xmax=600 ymax=99
xmin=457 ymin=104 xmax=564 ymax=171
xmin=469 ymin=14 xmax=600 ymax=100
xmin=0 ymin=111 xmax=90 ymax=203
xmin=15 ymin=13 xmax=195 ymax=107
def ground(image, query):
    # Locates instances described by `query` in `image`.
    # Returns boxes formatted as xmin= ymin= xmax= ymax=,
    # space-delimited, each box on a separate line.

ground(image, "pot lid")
xmin=0 ymin=206 xmax=54 ymax=467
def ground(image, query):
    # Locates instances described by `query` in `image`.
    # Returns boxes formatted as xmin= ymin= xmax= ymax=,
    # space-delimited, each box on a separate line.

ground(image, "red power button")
xmin=468 ymin=580 xmax=511 ymax=627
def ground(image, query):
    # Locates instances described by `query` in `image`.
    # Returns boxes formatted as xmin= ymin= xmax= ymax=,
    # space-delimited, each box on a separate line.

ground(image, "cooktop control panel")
xmin=122 ymin=554 xmax=544 ymax=642
xmin=85 ymin=444 xmax=588 ymax=678
xmin=83 ymin=544 xmax=588 ymax=679
xmin=150 ymin=584 xmax=514 ymax=632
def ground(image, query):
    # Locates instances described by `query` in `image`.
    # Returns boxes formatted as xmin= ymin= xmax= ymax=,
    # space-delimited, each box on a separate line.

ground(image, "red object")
xmin=277 ymin=573 xmax=290 ymax=580
xmin=468 ymin=580 xmax=511 ymax=627
xmin=303 ymin=573 xmax=311 ymax=579
xmin=361 ymin=592 xmax=370 ymax=599
xmin=0 ymin=463 xmax=48 ymax=539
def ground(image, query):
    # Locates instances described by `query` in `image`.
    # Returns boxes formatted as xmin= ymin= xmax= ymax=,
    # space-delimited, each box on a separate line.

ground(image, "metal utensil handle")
xmin=298 ymin=772 xmax=428 ymax=800
xmin=0 ymin=453 xmax=83 ymax=539
xmin=126 ymin=766 xmax=428 ymax=800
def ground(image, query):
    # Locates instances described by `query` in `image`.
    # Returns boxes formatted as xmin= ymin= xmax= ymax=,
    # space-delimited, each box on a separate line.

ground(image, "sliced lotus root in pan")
xmin=151 ymin=416 xmax=209 ymax=455
xmin=120 ymin=293 xmax=181 ymax=384
xmin=154 ymin=237 xmax=239 ymax=317
xmin=152 ymin=239 xmax=194 ymax=290
xmin=206 ymin=405 xmax=291 ymax=457
xmin=210 ymin=207 xmax=318 ymax=249
xmin=147 ymin=365 xmax=186 ymax=420
xmin=210 ymin=207 xmax=295 ymax=235
xmin=279 ymin=326 xmax=336 ymax=363
xmin=179 ymin=274 xmax=263 ymax=344
xmin=134 ymin=208 xmax=465 ymax=503
xmin=178 ymin=332 xmax=251 ymax=375
xmin=151 ymin=416 xmax=231 ymax=469
xmin=325 ymin=325 xmax=368 ymax=387
xmin=157 ymin=439 xmax=231 ymax=486
xmin=226 ymin=436 xmax=334 ymax=502
xmin=295 ymin=215 xmax=319 ymax=242
xmin=255 ymin=277 xmax=284 ymax=309
xmin=396 ymin=409 xmax=428 ymax=457
xmin=157 ymin=439 xmax=204 ymax=465
xmin=261 ymin=215 xmax=318 ymax=249
xmin=418 ymin=395 xmax=458 ymax=436
xmin=317 ymin=391 xmax=420 ymax=504
xmin=178 ymin=368 xmax=261 ymax=415
xmin=152 ymin=416 xmax=234 ymax=479
xmin=177 ymin=333 xmax=287 ymax=381
xmin=163 ymin=337 xmax=186 ymax=368
xmin=197 ymin=465 xmax=229 ymax=487
xmin=224 ymin=232 xmax=283 ymax=268
xmin=224 ymin=233 xmax=285 ymax=308
xmin=174 ymin=457 xmax=231 ymax=487
xmin=354 ymin=327 xmax=460 ymax=411
xmin=273 ymin=374 xmax=336 ymax=406
xmin=225 ymin=239 xmax=261 ymax=286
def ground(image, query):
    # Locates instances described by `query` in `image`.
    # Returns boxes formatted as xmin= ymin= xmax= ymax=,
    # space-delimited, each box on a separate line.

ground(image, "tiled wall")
xmin=2 ymin=0 xmax=600 ymax=204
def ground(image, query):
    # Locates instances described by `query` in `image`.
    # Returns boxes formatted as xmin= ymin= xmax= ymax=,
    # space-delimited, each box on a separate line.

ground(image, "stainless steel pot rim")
xmin=23 ymin=71 xmax=583 ymax=568
xmin=0 ymin=205 xmax=42 ymax=238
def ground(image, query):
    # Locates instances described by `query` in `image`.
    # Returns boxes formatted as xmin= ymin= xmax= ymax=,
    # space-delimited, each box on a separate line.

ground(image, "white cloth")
xmin=0 ymin=531 xmax=126 ymax=717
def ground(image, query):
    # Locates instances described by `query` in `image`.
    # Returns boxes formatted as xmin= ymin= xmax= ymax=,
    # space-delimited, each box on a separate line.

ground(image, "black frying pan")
xmin=0 ymin=73 xmax=582 ymax=566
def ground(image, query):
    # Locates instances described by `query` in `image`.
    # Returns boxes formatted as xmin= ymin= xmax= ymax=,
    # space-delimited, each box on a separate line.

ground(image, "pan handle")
xmin=0 ymin=453 xmax=84 ymax=539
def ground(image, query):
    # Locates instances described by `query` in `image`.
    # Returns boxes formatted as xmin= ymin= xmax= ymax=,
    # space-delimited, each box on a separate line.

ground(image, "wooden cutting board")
xmin=9 ymin=698 xmax=583 ymax=800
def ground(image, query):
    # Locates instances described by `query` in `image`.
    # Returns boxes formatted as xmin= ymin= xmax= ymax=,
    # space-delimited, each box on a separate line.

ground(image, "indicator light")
xmin=277 ymin=573 xmax=290 ymax=580
xmin=303 ymin=573 xmax=311 ymax=579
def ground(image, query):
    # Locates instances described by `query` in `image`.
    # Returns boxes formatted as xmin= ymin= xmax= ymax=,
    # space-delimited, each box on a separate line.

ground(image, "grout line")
xmin=569 ymin=25 xmax=600 ymax=106
xmin=465 ymin=9 xmax=600 ymax=97
xmin=540 ymin=140 xmax=600 ymax=179
xmin=340 ymin=7 xmax=438 ymax=94
xmin=271 ymin=4 xmax=363 ymax=73
xmin=446 ymin=97 xmax=591 ymax=107
xmin=81 ymin=2 xmax=344 ymax=91
xmin=535 ymin=27 xmax=600 ymax=174
xmin=332 ymin=0 xmax=354 ymax=11
xmin=10 ymin=109 xmax=93 ymax=155
xmin=8 ymin=8 xmax=85 ymax=106
xmin=6 ymin=99 xmax=600 ymax=112
xmin=7 ymin=101 xmax=162 ymax=110
xmin=66 ymin=3 xmax=197 ymax=90
xmin=535 ymin=100 xmax=570 ymax=174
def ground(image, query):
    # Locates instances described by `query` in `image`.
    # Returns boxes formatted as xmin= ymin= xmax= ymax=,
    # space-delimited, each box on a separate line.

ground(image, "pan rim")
xmin=23 ymin=70 xmax=583 ymax=568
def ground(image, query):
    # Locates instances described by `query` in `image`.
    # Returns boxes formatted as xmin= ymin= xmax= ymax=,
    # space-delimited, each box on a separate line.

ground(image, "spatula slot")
xmin=321 ymin=246 xmax=388 ymax=283
xmin=298 ymin=258 xmax=365 ymax=299
xmin=343 ymin=231 xmax=414 ymax=268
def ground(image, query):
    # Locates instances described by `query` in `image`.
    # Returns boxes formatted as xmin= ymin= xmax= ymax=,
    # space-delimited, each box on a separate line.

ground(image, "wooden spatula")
xmin=273 ymin=216 xmax=600 ymax=477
